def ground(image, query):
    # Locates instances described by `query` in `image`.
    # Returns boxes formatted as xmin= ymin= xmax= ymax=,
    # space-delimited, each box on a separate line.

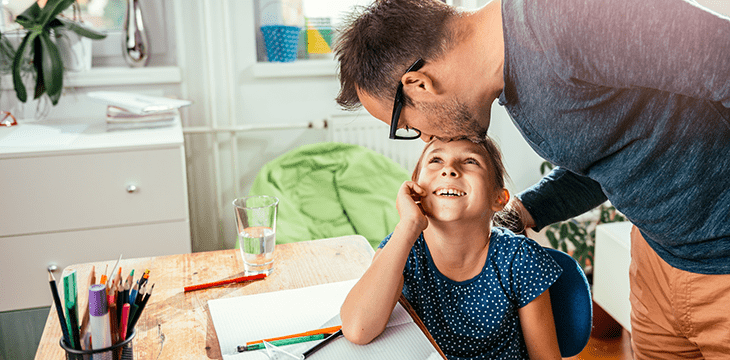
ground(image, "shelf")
xmin=250 ymin=57 xmax=337 ymax=78
xmin=0 ymin=66 xmax=182 ymax=90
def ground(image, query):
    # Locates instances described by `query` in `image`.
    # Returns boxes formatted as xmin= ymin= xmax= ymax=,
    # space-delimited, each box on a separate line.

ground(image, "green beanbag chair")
xmin=247 ymin=142 xmax=410 ymax=249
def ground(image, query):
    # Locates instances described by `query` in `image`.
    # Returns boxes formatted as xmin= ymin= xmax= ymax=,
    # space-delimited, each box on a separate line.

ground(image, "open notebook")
xmin=208 ymin=279 xmax=444 ymax=360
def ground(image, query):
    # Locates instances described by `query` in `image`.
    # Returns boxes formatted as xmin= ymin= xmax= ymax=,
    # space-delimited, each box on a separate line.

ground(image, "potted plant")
xmin=538 ymin=161 xmax=626 ymax=275
xmin=11 ymin=0 xmax=106 ymax=106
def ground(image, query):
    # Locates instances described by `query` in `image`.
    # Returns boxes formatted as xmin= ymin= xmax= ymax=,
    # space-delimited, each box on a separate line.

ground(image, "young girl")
xmin=341 ymin=137 xmax=563 ymax=359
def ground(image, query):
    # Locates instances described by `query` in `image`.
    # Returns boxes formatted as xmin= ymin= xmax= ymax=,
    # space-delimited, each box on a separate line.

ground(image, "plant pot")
xmin=55 ymin=28 xmax=92 ymax=72
xmin=0 ymin=73 xmax=52 ymax=121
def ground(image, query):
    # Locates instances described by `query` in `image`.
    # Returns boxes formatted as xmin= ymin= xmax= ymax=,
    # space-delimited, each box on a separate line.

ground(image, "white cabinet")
xmin=0 ymin=118 xmax=191 ymax=312
xmin=592 ymin=221 xmax=633 ymax=332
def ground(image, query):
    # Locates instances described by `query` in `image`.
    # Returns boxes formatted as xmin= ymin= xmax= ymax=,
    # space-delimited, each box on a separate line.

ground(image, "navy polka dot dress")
xmin=378 ymin=227 xmax=562 ymax=359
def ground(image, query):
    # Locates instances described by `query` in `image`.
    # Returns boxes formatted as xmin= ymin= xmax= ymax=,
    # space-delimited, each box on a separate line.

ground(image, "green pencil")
xmin=237 ymin=333 xmax=329 ymax=352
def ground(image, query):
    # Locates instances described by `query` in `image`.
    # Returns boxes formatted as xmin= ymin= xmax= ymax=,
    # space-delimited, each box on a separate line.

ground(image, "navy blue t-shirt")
xmin=379 ymin=228 xmax=562 ymax=359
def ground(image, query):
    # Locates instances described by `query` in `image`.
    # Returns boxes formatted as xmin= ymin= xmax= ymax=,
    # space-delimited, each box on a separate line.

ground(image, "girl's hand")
xmin=396 ymin=181 xmax=429 ymax=234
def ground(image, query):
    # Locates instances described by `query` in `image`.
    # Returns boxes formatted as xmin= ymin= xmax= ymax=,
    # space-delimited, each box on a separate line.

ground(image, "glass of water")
xmin=233 ymin=195 xmax=279 ymax=276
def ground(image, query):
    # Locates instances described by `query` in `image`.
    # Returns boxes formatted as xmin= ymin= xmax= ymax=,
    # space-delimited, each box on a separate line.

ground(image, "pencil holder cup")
xmin=261 ymin=25 xmax=300 ymax=62
xmin=60 ymin=329 xmax=135 ymax=360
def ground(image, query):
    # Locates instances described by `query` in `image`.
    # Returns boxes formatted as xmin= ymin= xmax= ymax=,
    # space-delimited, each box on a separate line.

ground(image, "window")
xmin=1 ymin=0 xmax=174 ymax=67
xmin=255 ymin=0 xmax=371 ymax=62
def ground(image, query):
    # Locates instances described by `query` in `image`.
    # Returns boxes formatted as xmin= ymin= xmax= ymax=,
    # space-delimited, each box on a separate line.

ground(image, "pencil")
xmin=47 ymin=270 xmax=71 ymax=347
xmin=78 ymin=266 xmax=95 ymax=342
xmin=301 ymin=329 xmax=343 ymax=359
xmin=100 ymin=264 xmax=108 ymax=285
xmin=245 ymin=325 xmax=342 ymax=346
xmin=126 ymin=269 xmax=135 ymax=288
xmin=138 ymin=269 xmax=150 ymax=287
xmin=127 ymin=283 xmax=153 ymax=338
xmin=120 ymin=303 xmax=130 ymax=341
xmin=184 ymin=273 xmax=266 ymax=292
xmin=238 ymin=334 xmax=330 ymax=352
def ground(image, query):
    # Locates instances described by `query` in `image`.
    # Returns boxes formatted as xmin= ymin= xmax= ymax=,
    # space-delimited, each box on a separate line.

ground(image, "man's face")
xmin=357 ymin=89 xmax=489 ymax=142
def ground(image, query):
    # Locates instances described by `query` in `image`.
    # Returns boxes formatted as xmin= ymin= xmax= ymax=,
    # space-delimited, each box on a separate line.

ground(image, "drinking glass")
xmin=233 ymin=195 xmax=278 ymax=275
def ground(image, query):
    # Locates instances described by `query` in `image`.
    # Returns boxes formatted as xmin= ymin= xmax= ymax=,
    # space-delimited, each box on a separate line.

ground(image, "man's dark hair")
xmin=335 ymin=0 xmax=457 ymax=110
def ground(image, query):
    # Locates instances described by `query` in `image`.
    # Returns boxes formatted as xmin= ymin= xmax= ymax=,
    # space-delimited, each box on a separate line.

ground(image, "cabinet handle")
xmin=48 ymin=264 xmax=58 ymax=272
xmin=127 ymin=185 xmax=138 ymax=193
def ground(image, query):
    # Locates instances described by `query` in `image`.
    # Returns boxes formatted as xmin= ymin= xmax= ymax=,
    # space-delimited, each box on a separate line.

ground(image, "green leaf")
xmin=0 ymin=36 xmax=15 ymax=72
xmin=16 ymin=3 xmax=43 ymax=28
xmin=12 ymin=32 xmax=38 ymax=103
xmin=38 ymin=0 xmax=76 ymax=26
xmin=39 ymin=32 xmax=64 ymax=105
xmin=559 ymin=223 xmax=569 ymax=239
xmin=57 ymin=17 xmax=107 ymax=40
xmin=540 ymin=161 xmax=554 ymax=175
xmin=546 ymin=231 xmax=558 ymax=249
xmin=33 ymin=36 xmax=44 ymax=99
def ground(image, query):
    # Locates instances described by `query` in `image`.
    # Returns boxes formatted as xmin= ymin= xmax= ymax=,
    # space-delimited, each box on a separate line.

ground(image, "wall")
xmin=173 ymin=0 xmax=546 ymax=253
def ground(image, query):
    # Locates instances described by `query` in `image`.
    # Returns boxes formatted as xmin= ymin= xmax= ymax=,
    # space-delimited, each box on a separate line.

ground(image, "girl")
xmin=341 ymin=137 xmax=562 ymax=359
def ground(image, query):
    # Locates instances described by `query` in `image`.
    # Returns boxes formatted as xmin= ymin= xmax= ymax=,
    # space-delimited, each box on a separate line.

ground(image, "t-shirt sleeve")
xmin=509 ymin=238 xmax=563 ymax=308
xmin=378 ymin=232 xmax=393 ymax=249
xmin=517 ymin=167 xmax=608 ymax=231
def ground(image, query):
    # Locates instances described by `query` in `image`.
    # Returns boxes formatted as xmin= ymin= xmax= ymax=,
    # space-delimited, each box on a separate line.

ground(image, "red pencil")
xmin=184 ymin=273 xmax=266 ymax=292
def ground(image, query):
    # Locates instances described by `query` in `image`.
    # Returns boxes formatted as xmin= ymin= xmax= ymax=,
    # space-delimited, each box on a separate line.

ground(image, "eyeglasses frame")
xmin=389 ymin=58 xmax=426 ymax=140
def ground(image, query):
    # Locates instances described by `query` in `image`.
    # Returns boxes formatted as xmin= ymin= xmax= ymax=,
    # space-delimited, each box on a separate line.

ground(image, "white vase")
xmin=55 ymin=28 xmax=93 ymax=72
xmin=0 ymin=73 xmax=52 ymax=122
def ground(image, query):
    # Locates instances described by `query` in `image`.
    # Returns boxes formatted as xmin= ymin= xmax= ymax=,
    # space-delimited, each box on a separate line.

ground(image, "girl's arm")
xmin=518 ymin=289 xmax=561 ymax=360
xmin=340 ymin=181 xmax=428 ymax=345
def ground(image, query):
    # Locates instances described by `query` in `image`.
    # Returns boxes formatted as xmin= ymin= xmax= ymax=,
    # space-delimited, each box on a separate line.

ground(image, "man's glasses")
xmin=389 ymin=58 xmax=425 ymax=140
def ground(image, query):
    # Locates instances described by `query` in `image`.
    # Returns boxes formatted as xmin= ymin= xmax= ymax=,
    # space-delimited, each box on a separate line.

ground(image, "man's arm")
xmin=515 ymin=167 xmax=607 ymax=231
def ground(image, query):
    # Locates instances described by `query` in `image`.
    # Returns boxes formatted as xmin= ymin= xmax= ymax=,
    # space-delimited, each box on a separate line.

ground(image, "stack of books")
xmin=87 ymin=91 xmax=192 ymax=130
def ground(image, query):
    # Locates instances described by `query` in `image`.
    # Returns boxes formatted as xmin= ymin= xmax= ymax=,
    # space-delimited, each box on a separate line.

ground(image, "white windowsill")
xmin=0 ymin=66 xmax=182 ymax=90
xmin=250 ymin=58 xmax=337 ymax=78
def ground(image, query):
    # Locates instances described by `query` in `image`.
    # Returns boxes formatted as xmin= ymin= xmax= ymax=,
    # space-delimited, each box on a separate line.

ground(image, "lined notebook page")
xmin=208 ymin=279 xmax=440 ymax=360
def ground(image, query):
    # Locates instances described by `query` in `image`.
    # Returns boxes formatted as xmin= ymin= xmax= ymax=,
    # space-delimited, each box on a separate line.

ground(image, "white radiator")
xmin=327 ymin=113 xmax=425 ymax=173
xmin=182 ymin=113 xmax=425 ymax=251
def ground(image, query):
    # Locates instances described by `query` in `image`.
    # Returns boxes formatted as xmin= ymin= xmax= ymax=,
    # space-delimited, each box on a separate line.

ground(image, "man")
xmin=334 ymin=0 xmax=730 ymax=358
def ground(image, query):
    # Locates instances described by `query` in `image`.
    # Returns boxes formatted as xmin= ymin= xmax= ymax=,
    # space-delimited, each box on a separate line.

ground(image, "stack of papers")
xmin=87 ymin=91 xmax=192 ymax=129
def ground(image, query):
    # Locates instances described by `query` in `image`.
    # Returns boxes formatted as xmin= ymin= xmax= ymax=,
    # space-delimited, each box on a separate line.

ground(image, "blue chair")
xmin=544 ymin=247 xmax=593 ymax=358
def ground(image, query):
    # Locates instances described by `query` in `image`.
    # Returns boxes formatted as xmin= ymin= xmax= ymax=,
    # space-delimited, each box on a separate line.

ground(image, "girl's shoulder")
xmin=490 ymin=227 xmax=551 ymax=261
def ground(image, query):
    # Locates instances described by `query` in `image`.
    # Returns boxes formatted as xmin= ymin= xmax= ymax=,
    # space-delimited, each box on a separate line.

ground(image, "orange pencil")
xmin=245 ymin=325 xmax=343 ymax=346
xmin=184 ymin=273 xmax=266 ymax=292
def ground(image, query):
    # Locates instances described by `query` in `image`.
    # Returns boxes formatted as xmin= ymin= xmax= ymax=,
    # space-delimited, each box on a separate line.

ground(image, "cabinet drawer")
xmin=0 ymin=221 xmax=190 ymax=312
xmin=0 ymin=147 xmax=187 ymax=237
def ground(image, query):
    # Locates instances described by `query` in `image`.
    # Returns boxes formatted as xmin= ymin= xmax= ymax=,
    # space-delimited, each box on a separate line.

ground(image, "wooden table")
xmin=35 ymin=235 xmax=375 ymax=359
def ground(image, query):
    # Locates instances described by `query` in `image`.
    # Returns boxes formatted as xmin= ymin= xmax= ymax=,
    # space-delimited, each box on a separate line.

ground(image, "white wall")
xmin=173 ymin=0 xmax=545 ymax=252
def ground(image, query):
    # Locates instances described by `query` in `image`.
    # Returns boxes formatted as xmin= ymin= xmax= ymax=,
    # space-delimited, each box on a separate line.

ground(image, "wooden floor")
xmin=566 ymin=329 xmax=634 ymax=360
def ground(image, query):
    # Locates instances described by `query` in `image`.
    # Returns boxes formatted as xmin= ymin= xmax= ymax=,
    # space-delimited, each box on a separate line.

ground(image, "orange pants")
xmin=629 ymin=226 xmax=730 ymax=359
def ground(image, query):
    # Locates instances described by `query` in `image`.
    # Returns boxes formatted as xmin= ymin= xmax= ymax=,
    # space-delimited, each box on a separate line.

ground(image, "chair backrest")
xmin=544 ymin=247 xmax=593 ymax=358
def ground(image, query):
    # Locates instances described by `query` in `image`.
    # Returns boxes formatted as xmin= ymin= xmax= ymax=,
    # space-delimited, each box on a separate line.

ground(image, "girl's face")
xmin=416 ymin=139 xmax=507 ymax=223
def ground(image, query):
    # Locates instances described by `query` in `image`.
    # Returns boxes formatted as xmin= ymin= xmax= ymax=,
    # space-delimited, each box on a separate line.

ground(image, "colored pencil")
xmin=47 ymin=270 xmax=71 ymax=347
xmin=238 ymin=334 xmax=329 ymax=352
xmin=184 ymin=273 xmax=266 ymax=292
xmin=302 ymin=329 xmax=343 ymax=359
xmin=245 ymin=325 xmax=342 ymax=346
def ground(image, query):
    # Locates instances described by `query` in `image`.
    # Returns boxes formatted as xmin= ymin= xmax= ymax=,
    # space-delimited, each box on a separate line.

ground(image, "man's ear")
xmin=492 ymin=189 xmax=510 ymax=212
xmin=401 ymin=71 xmax=439 ymax=100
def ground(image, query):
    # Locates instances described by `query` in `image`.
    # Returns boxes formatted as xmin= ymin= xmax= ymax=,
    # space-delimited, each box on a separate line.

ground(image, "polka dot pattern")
xmin=379 ymin=227 xmax=562 ymax=359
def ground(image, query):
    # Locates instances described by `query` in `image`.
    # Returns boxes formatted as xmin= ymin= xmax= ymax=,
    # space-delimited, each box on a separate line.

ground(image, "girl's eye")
xmin=428 ymin=156 xmax=442 ymax=164
xmin=465 ymin=158 xmax=479 ymax=165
